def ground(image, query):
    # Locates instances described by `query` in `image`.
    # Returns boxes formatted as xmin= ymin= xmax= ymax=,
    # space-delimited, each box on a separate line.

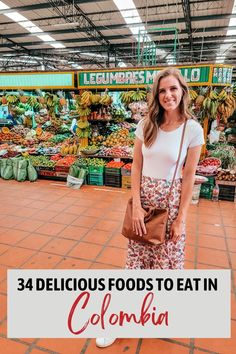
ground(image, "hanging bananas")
xmin=189 ymin=90 xmax=198 ymax=101
xmin=120 ymin=90 xmax=146 ymax=104
xmin=80 ymin=91 xmax=92 ymax=107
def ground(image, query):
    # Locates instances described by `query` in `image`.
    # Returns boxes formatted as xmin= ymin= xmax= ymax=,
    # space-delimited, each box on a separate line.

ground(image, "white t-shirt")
xmin=135 ymin=118 xmax=204 ymax=180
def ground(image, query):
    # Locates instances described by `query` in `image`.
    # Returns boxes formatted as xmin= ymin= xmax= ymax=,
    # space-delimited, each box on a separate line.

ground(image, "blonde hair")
xmin=143 ymin=67 xmax=192 ymax=147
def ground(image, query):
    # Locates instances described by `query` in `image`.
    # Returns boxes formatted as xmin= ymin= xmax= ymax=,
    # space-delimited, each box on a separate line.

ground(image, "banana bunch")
xmin=77 ymin=119 xmax=89 ymax=129
xmin=77 ymin=106 xmax=91 ymax=117
xmin=6 ymin=94 xmax=19 ymax=104
xmin=129 ymin=89 xmax=147 ymax=102
xmin=100 ymin=94 xmax=112 ymax=106
xmin=217 ymin=94 xmax=236 ymax=123
xmin=189 ymin=90 xmax=198 ymax=101
xmin=202 ymin=96 xmax=219 ymax=119
xmin=209 ymin=90 xmax=219 ymax=100
xmin=218 ymin=89 xmax=227 ymax=102
xmin=120 ymin=91 xmax=132 ymax=105
xmin=61 ymin=144 xmax=79 ymax=155
xmin=45 ymin=93 xmax=59 ymax=108
xmin=80 ymin=91 xmax=92 ymax=107
xmin=90 ymin=93 xmax=101 ymax=105
xmin=76 ymin=127 xmax=90 ymax=139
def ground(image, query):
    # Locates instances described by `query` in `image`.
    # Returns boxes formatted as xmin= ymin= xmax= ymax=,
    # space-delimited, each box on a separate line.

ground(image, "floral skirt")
xmin=125 ymin=176 xmax=185 ymax=270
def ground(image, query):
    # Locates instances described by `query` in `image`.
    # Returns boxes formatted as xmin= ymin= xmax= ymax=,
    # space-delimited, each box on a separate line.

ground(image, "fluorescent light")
xmin=118 ymin=61 xmax=127 ymax=67
xmin=0 ymin=1 xmax=9 ymax=10
xmin=37 ymin=34 xmax=56 ymax=42
xmin=5 ymin=11 xmax=27 ymax=22
xmin=51 ymin=43 xmax=66 ymax=49
xmin=113 ymin=0 xmax=135 ymax=10
xmin=233 ymin=0 xmax=236 ymax=13
xmin=71 ymin=63 xmax=83 ymax=69
xmin=27 ymin=26 xmax=43 ymax=34
xmin=226 ymin=29 xmax=236 ymax=36
xmin=229 ymin=18 xmax=236 ymax=26
xmin=20 ymin=20 xmax=35 ymax=28
xmin=215 ymin=55 xmax=226 ymax=63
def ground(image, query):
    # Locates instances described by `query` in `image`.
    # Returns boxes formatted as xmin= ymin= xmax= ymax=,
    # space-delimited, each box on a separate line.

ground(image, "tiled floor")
xmin=0 ymin=178 xmax=235 ymax=354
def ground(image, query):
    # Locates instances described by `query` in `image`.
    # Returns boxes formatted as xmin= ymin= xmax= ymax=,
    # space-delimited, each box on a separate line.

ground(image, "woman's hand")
xmin=170 ymin=218 xmax=185 ymax=242
xmin=132 ymin=205 xmax=147 ymax=237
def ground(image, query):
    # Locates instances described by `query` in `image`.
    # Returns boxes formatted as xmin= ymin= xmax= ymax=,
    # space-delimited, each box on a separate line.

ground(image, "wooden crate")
xmin=122 ymin=175 xmax=131 ymax=189
xmin=215 ymin=180 xmax=236 ymax=202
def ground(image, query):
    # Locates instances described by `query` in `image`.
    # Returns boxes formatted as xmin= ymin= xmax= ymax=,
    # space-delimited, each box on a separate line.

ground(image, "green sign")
xmin=78 ymin=66 xmax=212 ymax=88
xmin=78 ymin=65 xmax=233 ymax=88
xmin=212 ymin=66 xmax=233 ymax=85
xmin=0 ymin=72 xmax=74 ymax=89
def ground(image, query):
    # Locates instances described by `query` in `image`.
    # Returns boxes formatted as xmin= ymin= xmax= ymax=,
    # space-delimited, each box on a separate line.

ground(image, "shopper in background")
xmin=6 ymin=110 xmax=18 ymax=126
xmin=96 ymin=67 xmax=204 ymax=348
xmin=70 ymin=117 xmax=78 ymax=136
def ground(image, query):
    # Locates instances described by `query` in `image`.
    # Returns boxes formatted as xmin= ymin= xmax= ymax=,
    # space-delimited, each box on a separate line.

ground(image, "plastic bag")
xmin=27 ymin=161 xmax=38 ymax=182
xmin=69 ymin=164 xmax=79 ymax=178
xmin=17 ymin=159 xmax=28 ymax=182
xmin=2 ymin=159 xmax=13 ymax=180
xmin=11 ymin=157 xmax=23 ymax=180
xmin=0 ymin=159 xmax=8 ymax=178
xmin=66 ymin=175 xmax=83 ymax=189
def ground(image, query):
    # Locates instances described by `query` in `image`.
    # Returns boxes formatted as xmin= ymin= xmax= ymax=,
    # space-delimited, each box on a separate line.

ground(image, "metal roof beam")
xmin=0 ymin=0 xmax=107 ymax=15
xmin=1 ymin=11 xmax=235 ymax=30
xmin=182 ymin=0 xmax=194 ymax=61
xmin=1 ymin=26 xmax=236 ymax=47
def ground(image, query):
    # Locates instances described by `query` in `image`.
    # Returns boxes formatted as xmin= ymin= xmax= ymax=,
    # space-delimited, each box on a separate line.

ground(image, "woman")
xmin=96 ymin=67 xmax=204 ymax=348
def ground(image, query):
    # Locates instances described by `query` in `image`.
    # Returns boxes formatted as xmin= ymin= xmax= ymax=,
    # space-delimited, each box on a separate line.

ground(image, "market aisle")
xmin=0 ymin=179 xmax=235 ymax=354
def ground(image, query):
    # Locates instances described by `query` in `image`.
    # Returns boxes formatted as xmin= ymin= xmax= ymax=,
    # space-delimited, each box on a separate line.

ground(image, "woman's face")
xmin=158 ymin=75 xmax=183 ymax=112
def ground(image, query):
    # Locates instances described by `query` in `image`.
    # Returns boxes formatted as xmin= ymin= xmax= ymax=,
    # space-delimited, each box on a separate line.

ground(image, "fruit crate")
xmin=105 ymin=167 xmax=121 ymax=176
xmin=216 ymin=180 xmax=236 ymax=202
xmin=122 ymin=175 xmax=131 ymax=189
xmin=55 ymin=165 xmax=70 ymax=173
xmin=88 ymin=172 xmax=104 ymax=186
xmin=89 ymin=165 xmax=104 ymax=174
xmin=37 ymin=169 xmax=57 ymax=177
xmin=55 ymin=171 xmax=68 ymax=178
xmin=105 ymin=173 xmax=121 ymax=188
xmin=35 ymin=166 xmax=55 ymax=171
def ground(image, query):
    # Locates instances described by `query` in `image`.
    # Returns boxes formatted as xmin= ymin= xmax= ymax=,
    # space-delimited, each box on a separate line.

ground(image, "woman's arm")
xmin=171 ymin=144 xmax=202 ymax=241
xmin=131 ymin=137 xmax=146 ymax=236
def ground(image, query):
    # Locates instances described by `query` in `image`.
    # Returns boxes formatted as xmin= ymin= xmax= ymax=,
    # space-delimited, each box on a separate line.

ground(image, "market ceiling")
xmin=0 ymin=0 xmax=235 ymax=81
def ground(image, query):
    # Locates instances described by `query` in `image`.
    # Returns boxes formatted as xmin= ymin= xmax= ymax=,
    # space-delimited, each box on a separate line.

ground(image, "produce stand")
xmin=0 ymin=64 xmax=235 ymax=193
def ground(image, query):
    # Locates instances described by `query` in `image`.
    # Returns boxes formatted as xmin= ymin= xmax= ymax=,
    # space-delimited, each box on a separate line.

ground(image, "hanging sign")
xmin=78 ymin=65 xmax=233 ymax=89
xmin=0 ymin=71 xmax=75 ymax=89
xmin=212 ymin=66 xmax=233 ymax=85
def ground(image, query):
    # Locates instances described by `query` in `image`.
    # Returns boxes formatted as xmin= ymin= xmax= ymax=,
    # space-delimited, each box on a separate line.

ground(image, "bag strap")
xmin=167 ymin=119 xmax=187 ymax=199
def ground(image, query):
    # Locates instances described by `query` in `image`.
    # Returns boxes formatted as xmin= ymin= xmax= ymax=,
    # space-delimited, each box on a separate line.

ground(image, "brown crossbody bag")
xmin=122 ymin=120 xmax=187 ymax=245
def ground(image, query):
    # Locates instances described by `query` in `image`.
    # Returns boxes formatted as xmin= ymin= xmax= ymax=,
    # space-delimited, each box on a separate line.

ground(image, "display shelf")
xmin=84 ymin=154 xmax=133 ymax=159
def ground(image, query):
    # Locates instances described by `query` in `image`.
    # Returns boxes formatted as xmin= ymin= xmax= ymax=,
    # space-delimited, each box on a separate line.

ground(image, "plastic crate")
xmin=205 ymin=176 xmax=215 ymax=186
xmin=218 ymin=183 xmax=236 ymax=202
xmin=55 ymin=165 xmax=70 ymax=172
xmin=200 ymin=183 xmax=213 ymax=199
xmin=105 ymin=173 xmax=121 ymax=188
xmin=88 ymin=165 xmax=104 ymax=174
xmin=35 ymin=166 xmax=55 ymax=171
xmin=88 ymin=173 xmax=104 ymax=186
xmin=105 ymin=167 xmax=121 ymax=176
xmin=37 ymin=170 xmax=57 ymax=177
xmin=122 ymin=175 xmax=131 ymax=189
